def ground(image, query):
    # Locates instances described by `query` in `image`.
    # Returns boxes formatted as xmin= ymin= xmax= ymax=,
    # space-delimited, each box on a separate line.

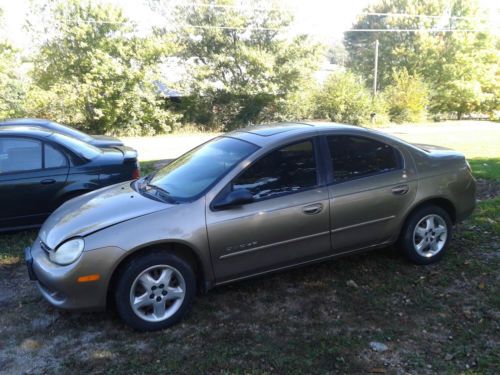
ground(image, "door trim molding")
xmin=219 ymin=230 xmax=330 ymax=259
xmin=331 ymin=215 xmax=396 ymax=234
xmin=216 ymin=240 xmax=392 ymax=285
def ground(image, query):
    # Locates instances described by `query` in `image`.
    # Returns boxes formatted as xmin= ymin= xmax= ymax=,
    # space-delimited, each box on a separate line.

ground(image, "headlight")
xmin=50 ymin=238 xmax=85 ymax=265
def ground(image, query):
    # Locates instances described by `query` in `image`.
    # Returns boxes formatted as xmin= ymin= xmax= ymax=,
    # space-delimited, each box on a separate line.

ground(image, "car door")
xmin=325 ymin=134 xmax=417 ymax=253
xmin=206 ymin=138 xmax=332 ymax=283
xmin=0 ymin=137 xmax=69 ymax=229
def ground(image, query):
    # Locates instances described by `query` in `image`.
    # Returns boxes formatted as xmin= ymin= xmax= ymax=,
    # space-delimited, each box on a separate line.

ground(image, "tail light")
xmin=132 ymin=167 xmax=140 ymax=179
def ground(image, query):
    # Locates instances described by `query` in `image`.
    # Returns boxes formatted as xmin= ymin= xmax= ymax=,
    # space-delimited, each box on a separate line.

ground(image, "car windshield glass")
xmin=149 ymin=137 xmax=258 ymax=201
xmin=50 ymin=132 xmax=101 ymax=160
xmin=50 ymin=122 xmax=94 ymax=142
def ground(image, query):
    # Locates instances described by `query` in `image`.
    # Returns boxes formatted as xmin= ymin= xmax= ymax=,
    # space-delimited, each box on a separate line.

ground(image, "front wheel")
xmin=114 ymin=251 xmax=196 ymax=331
xmin=398 ymin=205 xmax=452 ymax=265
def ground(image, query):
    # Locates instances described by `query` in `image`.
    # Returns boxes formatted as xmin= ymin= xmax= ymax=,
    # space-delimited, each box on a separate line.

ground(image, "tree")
xmin=153 ymin=0 xmax=322 ymax=129
xmin=0 ymin=9 xmax=26 ymax=119
xmin=28 ymin=0 xmax=180 ymax=135
xmin=344 ymin=0 xmax=499 ymax=118
xmin=383 ymin=68 xmax=428 ymax=123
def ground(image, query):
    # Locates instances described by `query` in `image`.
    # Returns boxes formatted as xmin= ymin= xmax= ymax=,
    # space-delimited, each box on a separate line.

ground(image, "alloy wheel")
xmin=129 ymin=264 xmax=186 ymax=322
xmin=413 ymin=214 xmax=448 ymax=258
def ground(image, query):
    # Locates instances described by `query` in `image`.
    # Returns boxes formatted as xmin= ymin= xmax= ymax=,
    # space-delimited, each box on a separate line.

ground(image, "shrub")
xmin=314 ymin=70 xmax=372 ymax=125
xmin=384 ymin=69 xmax=428 ymax=123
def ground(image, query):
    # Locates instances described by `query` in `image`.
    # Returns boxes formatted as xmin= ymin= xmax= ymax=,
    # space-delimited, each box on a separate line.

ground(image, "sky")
xmin=0 ymin=0 xmax=498 ymax=49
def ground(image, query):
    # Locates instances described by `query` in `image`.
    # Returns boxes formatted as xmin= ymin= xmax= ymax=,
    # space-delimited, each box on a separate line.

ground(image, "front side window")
xmin=327 ymin=135 xmax=401 ymax=182
xmin=0 ymin=138 xmax=42 ymax=173
xmin=232 ymin=140 xmax=317 ymax=200
xmin=148 ymin=137 xmax=258 ymax=201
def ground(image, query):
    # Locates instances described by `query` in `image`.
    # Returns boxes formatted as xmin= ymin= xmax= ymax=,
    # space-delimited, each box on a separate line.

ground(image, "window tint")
xmin=327 ymin=135 xmax=400 ymax=182
xmin=45 ymin=144 xmax=67 ymax=168
xmin=232 ymin=140 xmax=317 ymax=200
xmin=0 ymin=138 xmax=42 ymax=173
xmin=50 ymin=133 xmax=101 ymax=160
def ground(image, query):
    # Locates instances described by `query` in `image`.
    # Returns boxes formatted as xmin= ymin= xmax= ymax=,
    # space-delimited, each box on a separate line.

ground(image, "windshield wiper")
xmin=143 ymin=183 xmax=177 ymax=203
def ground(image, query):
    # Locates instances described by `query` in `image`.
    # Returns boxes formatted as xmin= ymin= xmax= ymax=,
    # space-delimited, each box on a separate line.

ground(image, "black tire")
xmin=397 ymin=205 xmax=453 ymax=265
xmin=114 ymin=251 xmax=196 ymax=331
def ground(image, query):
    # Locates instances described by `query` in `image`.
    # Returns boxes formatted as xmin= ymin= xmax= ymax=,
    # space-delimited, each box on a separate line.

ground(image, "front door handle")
xmin=392 ymin=184 xmax=409 ymax=195
xmin=40 ymin=179 xmax=56 ymax=185
xmin=302 ymin=203 xmax=323 ymax=215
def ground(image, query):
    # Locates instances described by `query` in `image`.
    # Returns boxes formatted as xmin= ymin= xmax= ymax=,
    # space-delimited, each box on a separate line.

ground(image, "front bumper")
xmin=26 ymin=238 xmax=126 ymax=310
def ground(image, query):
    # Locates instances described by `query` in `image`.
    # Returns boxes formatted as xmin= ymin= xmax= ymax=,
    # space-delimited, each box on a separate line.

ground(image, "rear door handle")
xmin=302 ymin=203 xmax=323 ymax=215
xmin=40 ymin=179 xmax=56 ymax=185
xmin=392 ymin=184 xmax=409 ymax=195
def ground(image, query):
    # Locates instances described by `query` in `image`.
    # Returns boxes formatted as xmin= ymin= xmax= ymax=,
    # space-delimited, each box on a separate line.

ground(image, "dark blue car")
xmin=0 ymin=118 xmax=124 ymax=148
xmin=0 ymin=126 xmax=140 ymax=231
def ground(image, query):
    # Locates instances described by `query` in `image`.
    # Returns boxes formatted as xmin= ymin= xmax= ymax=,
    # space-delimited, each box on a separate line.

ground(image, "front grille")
xmin=40 ymin=241 xmax=52 ymax=254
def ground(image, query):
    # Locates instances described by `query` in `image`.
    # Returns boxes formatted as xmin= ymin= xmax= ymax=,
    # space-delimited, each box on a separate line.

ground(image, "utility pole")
xmin=373 ymin=39 xmax=379 ymax=96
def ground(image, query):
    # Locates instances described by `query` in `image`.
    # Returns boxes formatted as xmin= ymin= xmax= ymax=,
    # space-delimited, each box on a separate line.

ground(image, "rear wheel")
xmin=114 ymin=251 xmax=196 ymax=331
xmin=398 ymin=205 xmax=452 ymax=265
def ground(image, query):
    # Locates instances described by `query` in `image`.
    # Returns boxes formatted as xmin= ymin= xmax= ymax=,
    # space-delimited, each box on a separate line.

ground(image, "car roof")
xmin=0 ymin=125 xmax=53 ymax=138
xmin=0 ymin=118 xmax=57 ymax=126
xmin=227 ymin=122 xmax=370 ymax=147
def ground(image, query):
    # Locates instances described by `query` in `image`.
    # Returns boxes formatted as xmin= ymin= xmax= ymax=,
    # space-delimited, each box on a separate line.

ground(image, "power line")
xmin=165 ymin=1 xmax=488 ymax=21
xmin=58 ymin=18 xmax=496 ymax=32
xmin=359 ymin=11 xmax=481 ymax=21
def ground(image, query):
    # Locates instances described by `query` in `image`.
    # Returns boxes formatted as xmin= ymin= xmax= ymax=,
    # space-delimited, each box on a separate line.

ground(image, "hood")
xmin=40 ymin=181 xmax=172 ymax=249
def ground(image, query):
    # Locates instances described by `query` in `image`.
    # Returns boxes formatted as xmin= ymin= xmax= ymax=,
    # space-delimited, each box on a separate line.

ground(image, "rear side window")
xmin=0 ymin=138 xmax=42 ymax=173
xmin=327 ymin=135 xmax=401 ymax=182
xmin=44 ymin=144 xmax=68 ymax=168
xmin=232 ymin=140 xmax=317 ymax=200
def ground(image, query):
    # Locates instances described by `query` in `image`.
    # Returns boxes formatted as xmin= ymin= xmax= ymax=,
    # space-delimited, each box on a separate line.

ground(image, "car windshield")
xmin=147 ymin=137 xmax=258 ymax=201
xmin=50 ymin=132 xmax=102 ymax=160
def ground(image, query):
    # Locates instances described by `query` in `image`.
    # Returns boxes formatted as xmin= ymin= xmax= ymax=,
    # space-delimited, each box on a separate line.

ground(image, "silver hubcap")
xmin=413 ymin=214 xmax=447 ymax=258
xmin=130 ymin=265 xmax=186 ymax=322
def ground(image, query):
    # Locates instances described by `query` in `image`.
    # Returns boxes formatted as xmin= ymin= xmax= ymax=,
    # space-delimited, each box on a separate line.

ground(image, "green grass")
xmin=469 ymin=158 xmax=500 ymax=181
xmin=0 ymin=229 xmax=36 ymax=265
xmin=139 ymin=160 xmax=158 ymax=176
xmin=467 ymin=196 xmax=500 ymax=234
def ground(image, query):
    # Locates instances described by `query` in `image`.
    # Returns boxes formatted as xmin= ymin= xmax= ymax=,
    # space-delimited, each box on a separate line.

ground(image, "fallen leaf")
xmin=368 ymin=368 xmax=387 ymax=373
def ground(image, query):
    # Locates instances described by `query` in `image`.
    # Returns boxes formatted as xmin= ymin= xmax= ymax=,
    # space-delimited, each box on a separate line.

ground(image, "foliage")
xmin=0 ymin=10 xmax=27 ymax=119
xmin=344 ymin=0 xmax=499 ymax=119
xmin=28 ymin=0 xmax=180 ymax=135
xmin=157 ymin=0 xmax=322 ymax=130
xmin=314 ymin=70 xmax=374 ymax=125
xmin=383 ymin=68 xmax=428 ymax=123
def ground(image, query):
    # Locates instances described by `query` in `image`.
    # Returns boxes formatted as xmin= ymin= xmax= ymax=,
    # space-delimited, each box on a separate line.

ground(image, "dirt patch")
xmin=476 ymin=178 xmax=500 ymax=201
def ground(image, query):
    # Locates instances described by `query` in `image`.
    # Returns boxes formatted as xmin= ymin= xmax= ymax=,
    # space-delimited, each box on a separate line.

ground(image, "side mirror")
xmin=213 ymin=189 xmax=253 ymax=209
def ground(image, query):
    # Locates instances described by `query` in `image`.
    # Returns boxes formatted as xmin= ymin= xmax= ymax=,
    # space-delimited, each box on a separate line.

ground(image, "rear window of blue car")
xmin=50 ymin=133 xmax=101 ymax=160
